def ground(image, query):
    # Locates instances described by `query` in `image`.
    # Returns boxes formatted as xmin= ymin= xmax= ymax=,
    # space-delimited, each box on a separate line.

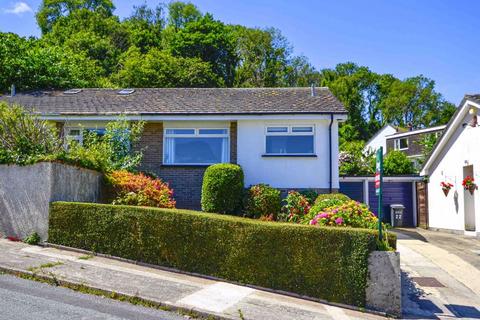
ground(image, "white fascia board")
xmin=385 ymin=125 xmax=447 ymax=139
xmin=41 ymin=113 xmax=348 ymax=122
xmin=420 ymin=99 xmax=480 ymax=176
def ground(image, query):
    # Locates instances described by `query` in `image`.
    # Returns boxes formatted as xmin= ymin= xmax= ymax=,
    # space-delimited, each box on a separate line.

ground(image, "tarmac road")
xmin=0 ymin=274 xmax=186 ymax=320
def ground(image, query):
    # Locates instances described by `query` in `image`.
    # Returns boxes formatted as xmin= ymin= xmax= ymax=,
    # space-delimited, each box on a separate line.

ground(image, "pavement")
xmin=0 ymin=274 xmax=185 ymax=320
xmin=395 ymin=229 xmax=480 ymax=319
xmin=0 ymin=239 xmax=385 ymax=320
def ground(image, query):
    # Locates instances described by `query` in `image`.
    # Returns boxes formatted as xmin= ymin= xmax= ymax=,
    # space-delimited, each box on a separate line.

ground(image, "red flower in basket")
xmin=462 ymin=176 xmax=477 ymax=195
xmin=440 ymin=181 xmax=453 ymax=196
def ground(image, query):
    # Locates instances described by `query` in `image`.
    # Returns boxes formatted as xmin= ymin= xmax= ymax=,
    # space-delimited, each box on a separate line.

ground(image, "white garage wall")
xmin=237 ymin=119 xmax=339 ymax=189
xmin=428 ymin=111 xmax=480 ymax=232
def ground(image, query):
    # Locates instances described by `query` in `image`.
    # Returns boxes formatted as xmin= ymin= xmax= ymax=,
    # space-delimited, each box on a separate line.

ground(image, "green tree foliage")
xmin=167 ymin=1 xmax=201 ymax=30
xmin=170 ymin=14 xmax=237 ymax=86
xmin=123 ymin=3 xmax=165 ymax=53
xmin=115 ymin=47 xmax=220 ymax=87
xmin=339 ymin=140 xmax=374 ymax=176
xmin=383 ymin=150 xmax=415 ymax=175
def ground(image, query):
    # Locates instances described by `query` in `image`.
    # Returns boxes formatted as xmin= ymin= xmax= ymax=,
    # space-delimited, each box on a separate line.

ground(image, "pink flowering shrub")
xmin=282 ymin=191 xmax=311 ymax=223
xmin=309 ymin=200 xmax=379 ymax=229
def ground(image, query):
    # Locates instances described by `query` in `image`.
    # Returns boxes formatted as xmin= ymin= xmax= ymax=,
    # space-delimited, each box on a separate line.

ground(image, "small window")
xmin=164 ymin=128 xmax=229 ymax=165
xmin=394 ymin=138 xmax=408 ymax=150
xmin=265 ymin=125 xmax=314 ymax=155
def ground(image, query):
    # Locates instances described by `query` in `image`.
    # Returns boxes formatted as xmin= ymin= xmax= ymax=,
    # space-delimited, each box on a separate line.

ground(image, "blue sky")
xmin=1 ymin=0 xmax=479 ymax=103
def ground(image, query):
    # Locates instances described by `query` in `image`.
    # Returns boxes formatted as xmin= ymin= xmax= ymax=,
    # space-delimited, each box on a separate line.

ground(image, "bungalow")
xmin=421 ymin=94 xmax=480 ymax=234
xmin=2 ymin=87 xmax=347 ymax=209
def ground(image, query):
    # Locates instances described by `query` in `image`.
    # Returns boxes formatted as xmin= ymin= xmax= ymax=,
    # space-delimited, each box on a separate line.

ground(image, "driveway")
xmin=395 ymin=228 xmax=480 ymax=319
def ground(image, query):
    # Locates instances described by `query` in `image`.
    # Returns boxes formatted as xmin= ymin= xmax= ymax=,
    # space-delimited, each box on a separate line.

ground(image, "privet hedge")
xmin=49 ymin=202 xmax=393 ymax=307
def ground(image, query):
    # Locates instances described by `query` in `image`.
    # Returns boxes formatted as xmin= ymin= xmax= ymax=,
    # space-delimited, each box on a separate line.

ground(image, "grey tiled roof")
xmin=465 ymin=94 xmax=480 ymax=106
xmin=0 ymin=87 xmax=347 ymax=116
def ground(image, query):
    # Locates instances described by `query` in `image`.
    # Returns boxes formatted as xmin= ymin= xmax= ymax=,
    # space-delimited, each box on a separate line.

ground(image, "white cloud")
xmin=4 ymin=2 xmax=33 ymax=15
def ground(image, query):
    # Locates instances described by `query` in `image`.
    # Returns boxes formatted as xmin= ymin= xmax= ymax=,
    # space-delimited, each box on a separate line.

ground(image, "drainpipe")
xmin=329 ymin=113 xmax=334 ymax=193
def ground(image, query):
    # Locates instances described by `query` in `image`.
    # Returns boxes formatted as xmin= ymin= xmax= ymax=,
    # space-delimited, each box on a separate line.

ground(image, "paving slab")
xmin=0 ymin=239 xmax=386 ymax=320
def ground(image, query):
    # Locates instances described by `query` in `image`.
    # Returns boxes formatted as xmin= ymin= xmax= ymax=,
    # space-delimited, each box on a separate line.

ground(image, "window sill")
xmin=261 ymin=154 xmax=317 ymax=158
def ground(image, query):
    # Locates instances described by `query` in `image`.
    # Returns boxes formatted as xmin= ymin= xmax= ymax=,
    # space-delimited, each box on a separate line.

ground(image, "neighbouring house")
xmin=385 ymin=124 xmax=446 ymax=168
xmin=1 ymin=87 xmax=347 ymax=209
xmin=363 ymin=124 xmax=398 ymax=155
xmin=421 ymin=94 xmax=480 ymax=235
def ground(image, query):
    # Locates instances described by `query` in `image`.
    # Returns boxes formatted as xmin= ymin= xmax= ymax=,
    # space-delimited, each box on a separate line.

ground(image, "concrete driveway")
xmin=395 ymin=228 xmax=480 ymax=319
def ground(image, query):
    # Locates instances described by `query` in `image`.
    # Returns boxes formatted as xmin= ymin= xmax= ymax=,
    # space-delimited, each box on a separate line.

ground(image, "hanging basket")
xmin=442 ymin=188 xmax=450 ymax=197
xmin=468 ymin=185 xmax=477 ymax=195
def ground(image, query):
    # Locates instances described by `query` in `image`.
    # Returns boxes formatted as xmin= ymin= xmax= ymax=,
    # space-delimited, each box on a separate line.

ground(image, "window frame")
xmin=264 ymin=125 xmax=316 ymax=156
xmin=394 ymin=137 xmax=409 ymax=150
xmin=64 ymin=126 xmax=107 ymax=148
xmin=163 ymin=127 xmax=230 ymax=165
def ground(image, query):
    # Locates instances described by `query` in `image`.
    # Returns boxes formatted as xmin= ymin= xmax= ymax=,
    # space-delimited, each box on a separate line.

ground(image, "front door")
xmin=464 ymin=165 xmax=476 ymax=231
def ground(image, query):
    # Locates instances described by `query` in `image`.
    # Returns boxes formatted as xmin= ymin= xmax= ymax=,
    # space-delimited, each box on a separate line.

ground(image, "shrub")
xmin=299 ymin=189 xmax=319 ymax=204
xmin=314 ymin=193 xmax=351 ymax=205
xmin=0 ymin=102 xmax=62 ymax=165
xmin=310 ymin=200 xmax=379 ymax=230
xmin=201 ymin=164 xmax=244 ymax=214
xmin=49 ymin=202 xmax=395 ymax=307
xmin=281 ymin=191 xmax=310 ymax=223
xmin=244 ymin=184 xmax=281 ymax=219
xmin=383 ymin=150 xmax=415 ymax=175
xmin=23 ymin=232 xmax=41 ymax=245
xmin=60 ymin=117 xmax=144 ymax=173
xmin=106 ymin=170 xmax=176 ymax=208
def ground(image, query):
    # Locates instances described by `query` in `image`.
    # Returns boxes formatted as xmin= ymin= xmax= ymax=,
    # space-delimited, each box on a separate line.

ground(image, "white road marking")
xmin=177 ymin=282 xmax=254 ymax=313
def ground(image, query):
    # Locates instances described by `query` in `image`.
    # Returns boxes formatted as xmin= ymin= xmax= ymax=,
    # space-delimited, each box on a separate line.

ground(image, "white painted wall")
xmin=427 ymin=110 xmax=480 ymax=233
xmin=237 ymin=119 xmax=340 ymax=189
xmin=364 ymin=125 xmax=397 ymax=155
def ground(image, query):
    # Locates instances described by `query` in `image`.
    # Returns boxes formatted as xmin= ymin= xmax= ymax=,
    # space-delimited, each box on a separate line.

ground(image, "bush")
xmin=201 ymin=164 xmax=244 ymax=214
xmin=310 ymin=200 xmax=379 ymax=229
xmin=49 ymin=202 xmax=395 ymax=307
xmin=0 ymin=102 xmax=62 ymax=165
xmin=383 ymin=150 xmax=415 ymax=175
xmin=299 ymin=189 xmax=319 ymax=204
xmin=281 ymin=191 xmax=310 ymax=223
xmin=23 ymin=232 xmax=41 ymax=245
xmin=60 ymin=117 xmax=144 ymax=173
xmin=314 ymin=193 xmax=351 ymax=205
xmin=106 ymin=170 xmax=176 ymax=208
xmin=244 ymin=184 xmax=281 ymax=219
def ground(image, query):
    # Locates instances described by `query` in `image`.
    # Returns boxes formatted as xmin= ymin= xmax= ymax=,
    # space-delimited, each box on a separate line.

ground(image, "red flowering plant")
xmin=462 ymin=176 xmax=477 ymax=193
xmin=440 ymin=181 xmax=454 ymax=196
xmin=309 ymin=200 xmax=380 ymax=229
xmin=106 ymin=170 xmax=176 ymax=208
xmin=282 ymin=191 xmax=311 ymax=223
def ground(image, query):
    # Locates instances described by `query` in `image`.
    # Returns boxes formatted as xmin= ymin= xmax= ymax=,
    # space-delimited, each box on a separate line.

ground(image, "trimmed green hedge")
xmin=49 ymin=202 xmax=395 ymax=307
xmin=201 ymin=163 xmax=244 ymax=214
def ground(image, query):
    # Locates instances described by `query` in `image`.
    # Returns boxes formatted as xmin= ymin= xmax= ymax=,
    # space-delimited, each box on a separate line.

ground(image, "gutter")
xmin=329 ymin=113 xmax=334 ymax=193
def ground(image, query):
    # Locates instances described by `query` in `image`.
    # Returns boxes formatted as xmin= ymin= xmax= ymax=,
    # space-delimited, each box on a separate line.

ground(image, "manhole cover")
xmin=412 ymin=277 xmax=445 ymax=287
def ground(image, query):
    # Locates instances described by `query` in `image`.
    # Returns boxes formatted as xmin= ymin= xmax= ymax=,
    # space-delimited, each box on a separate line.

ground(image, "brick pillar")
xmin=136 ymin=122 xmax=163 ymax=175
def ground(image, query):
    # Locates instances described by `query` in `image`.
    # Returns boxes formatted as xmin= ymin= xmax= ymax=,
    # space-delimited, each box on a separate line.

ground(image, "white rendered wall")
xmin=237 ymin=119 xmax=339 ymax=189
xmin=364 ymin=125 xmax=397 ymax=155
xmin=427 ymin=112 xmax=480 ymax=232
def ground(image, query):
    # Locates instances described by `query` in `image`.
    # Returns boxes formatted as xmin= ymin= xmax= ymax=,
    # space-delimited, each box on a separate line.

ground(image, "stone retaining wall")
xmin=0 ymin=162 xmax=102 ymax=240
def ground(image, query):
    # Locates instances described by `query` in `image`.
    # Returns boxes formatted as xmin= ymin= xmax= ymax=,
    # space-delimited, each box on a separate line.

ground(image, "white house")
xmin=364 ymin=124 xmax=397 ymax=155
xmin=1 ymin=87 xmax=348 ymax=209
xmin=421 ymin=94 xmax=480 ymax=235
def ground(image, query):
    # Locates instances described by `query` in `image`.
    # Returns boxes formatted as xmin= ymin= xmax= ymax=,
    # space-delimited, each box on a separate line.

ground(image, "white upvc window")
xmin=64 ymin=127 xmax=106 ymax=147
xmin=163 ymin=128 xmax=229 ymax=165
xmin=265 ymin=125 xmax=315 ymax=155
xmin=394 ymin=138 xmax=409 ymax=150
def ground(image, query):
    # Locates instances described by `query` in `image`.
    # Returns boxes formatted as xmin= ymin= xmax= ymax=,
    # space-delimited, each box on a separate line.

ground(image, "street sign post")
xmin=375 ymin=147 xmax=384 ymax=241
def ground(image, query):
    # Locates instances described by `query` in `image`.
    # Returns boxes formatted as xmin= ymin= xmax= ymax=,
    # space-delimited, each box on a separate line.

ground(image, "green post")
xmin=375 ymin=147 xmax=384 ymax=241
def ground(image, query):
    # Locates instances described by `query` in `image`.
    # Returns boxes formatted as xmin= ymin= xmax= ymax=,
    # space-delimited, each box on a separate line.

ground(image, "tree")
xmin=123 ymin=3 xmax=165 ymax=53
xmin=167 ymin=1 xmax=201 ymax=30
xmin=36 ymin=0 xmax=115 ymax=34
xmin=383 ymin=151 xmax=415 ymax=175
xmin=114 ymin=47 xmax=220 ymax=88
xmin=339 ymin=140 xmax=374 ymax=176
xmin=170 ymin=14 xmax=237 ymax=86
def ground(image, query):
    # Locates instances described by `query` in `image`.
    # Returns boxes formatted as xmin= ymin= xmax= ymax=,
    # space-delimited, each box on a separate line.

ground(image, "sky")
xmin=0 ymin=0 xmax=479 ymax=104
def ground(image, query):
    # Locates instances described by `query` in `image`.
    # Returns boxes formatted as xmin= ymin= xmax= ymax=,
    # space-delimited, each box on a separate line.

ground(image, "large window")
xmin=394 ymin=138 xmax=408 ymax=150
xmin=265 ymin=125 xmax=315 ymax=155
xmin=163 ymin=128 xmax=229 ymax=165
